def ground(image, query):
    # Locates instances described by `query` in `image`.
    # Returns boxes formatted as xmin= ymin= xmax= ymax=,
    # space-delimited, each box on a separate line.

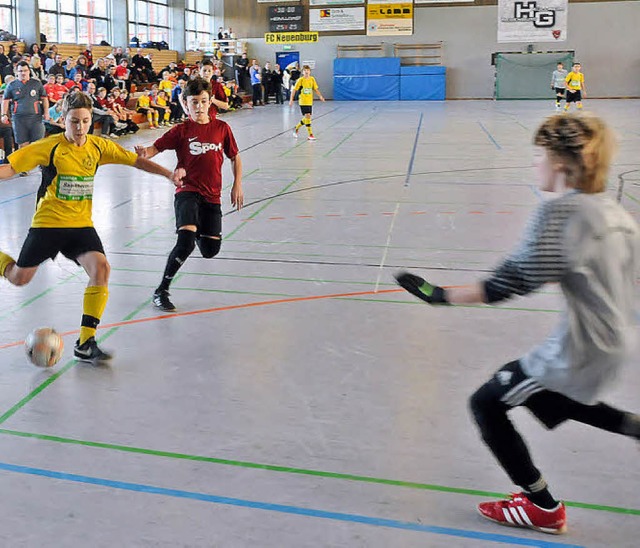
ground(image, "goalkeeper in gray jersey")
xmin=551 ymin=62 xmax=568 ymax=111
xmin=395 ymin=114 xmax=640 ymax=535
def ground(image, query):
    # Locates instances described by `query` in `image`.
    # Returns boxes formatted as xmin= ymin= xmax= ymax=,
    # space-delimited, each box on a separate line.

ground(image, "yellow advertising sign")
xmin=264 ymin=32 xmax=319 ymax=44
xmin=367 ymin=3 xmax=413 ymax=19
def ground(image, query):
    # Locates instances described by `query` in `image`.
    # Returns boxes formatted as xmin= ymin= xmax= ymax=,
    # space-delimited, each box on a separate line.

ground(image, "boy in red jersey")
xmin=135 ymin=77 xmax=243 ymax=311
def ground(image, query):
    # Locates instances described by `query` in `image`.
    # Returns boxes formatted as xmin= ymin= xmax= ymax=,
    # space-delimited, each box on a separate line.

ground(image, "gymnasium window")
xmin=185 ymin=0 xmax=213 ymax=51
xmin=39 ymin=0 xmax=110 ymax=44
xmin=128 ymin=0 xmax=170 ymax=45
xmin=0 ymin=0 xmax=15 ymax=35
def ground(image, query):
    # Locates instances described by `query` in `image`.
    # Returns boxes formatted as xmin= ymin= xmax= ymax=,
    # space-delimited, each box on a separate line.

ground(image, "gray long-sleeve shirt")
xmin=484 ymin=190 xmax=639 ymax=403
xmin=551 ymin=69 xmax=568 ymax=89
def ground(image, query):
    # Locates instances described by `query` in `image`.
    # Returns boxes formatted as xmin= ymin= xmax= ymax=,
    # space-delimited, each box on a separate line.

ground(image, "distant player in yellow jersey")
xmin=289 ymin=65 xmax=325 ymax=141
xmin=564 ymin=62 xmax=586 ymax=112
xmin=0 ymin=91 xmax=184 ymax=362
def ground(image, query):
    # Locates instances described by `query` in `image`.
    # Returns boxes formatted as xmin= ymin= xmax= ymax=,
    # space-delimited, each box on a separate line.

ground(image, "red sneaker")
xmin=477 ymin=493 xmax=567 ymax=535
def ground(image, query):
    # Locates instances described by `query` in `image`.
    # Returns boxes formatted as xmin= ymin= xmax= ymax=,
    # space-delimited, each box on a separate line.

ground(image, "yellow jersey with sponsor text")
xmin=565 ymin=71 xmax=584 ymax=91
xmin=8 ymin=133 xmax=138 ymax=228
xmin=293 ymin=76 xmax=318 ymax=106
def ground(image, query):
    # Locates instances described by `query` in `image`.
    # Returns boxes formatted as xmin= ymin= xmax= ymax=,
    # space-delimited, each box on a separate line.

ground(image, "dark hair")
xmin=201 ymin=59 xmax=214 ymax=68
xmin=184 ymin=76 xmax=211 ymax=98
xmin=16 ymin=60 xmax=29 ymax=69
xmin=61 ymin=91 xmax=94 ymax=117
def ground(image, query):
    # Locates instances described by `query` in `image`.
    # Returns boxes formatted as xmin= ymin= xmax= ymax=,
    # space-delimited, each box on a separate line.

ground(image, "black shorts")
xmin=485 ymin=360 xmax=582 ymax=429
xmin=299 ymin=105 xmax=312 ymax=116
xmin=16 ymin=227 xmax=105 ymax=268
xmin=566 ymin=89 xmax=582 ymax=103
xmin=554 ymin=87 xmax=565 ymax=97
xmin=174 ymin=191 xmax=222 ymax=236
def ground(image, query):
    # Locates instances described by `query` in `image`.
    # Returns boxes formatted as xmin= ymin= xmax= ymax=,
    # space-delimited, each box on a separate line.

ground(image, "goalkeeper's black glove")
xmin=394 ymin=271 xmax=449 ymax=305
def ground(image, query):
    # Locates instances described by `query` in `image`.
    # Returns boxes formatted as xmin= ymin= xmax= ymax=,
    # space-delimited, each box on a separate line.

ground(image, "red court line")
xmin=0 ymin=288 xmax=406 ymax=351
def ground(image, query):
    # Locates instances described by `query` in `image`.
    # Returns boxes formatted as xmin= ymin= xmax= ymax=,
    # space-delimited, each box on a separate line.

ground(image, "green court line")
xmin=323 ymin=131 xmax=355 ymax=157
xmin=224 ymin=239 xmax=506 ymax=253
xmin=226 ymin=170 xmax=310 ymax=239
xmin=0 ymin=296 xmax=154 ymax=426
xmin=111 ymin=266 xmax=396 ymax=287
xmin=0 ymin=428 xmax=636 ymax=516
xmin=124 ymin=226 xmax=161 ymax=248
xmin=105 ymin=281 xmax=301 ymax=299
xmin=0 ymin=270 xmax=82 ymax=323
xmin=222 ymin=167 xmax=259 ymax=192
xmin=338 ymin=296 xmax=562 ymax=313
xmin=624 ymin=192 xmax=640 ymax=205
xmin=278 ymin=137 xmax=311 ymax=157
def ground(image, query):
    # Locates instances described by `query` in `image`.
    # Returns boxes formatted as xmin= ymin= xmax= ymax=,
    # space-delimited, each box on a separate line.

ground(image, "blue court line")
xmin=0 ymin=461 xmax=582 ymax=547
xmin=0 ymin=191 xmax=36 ymax=206
xmin=112 ymin=198 xmax=133 ymax=209
xmin=405 ymin=112 xmax=424 ymax=187
xmin=478 ymin=121 xmax=502 ymax=150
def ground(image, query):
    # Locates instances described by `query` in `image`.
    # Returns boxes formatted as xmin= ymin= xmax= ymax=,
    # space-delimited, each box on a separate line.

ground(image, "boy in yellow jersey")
xmin=0 ymin=91 xmax=184 ymax=362
xmin=136 ymin=88 xmax=159 ymax=128
xmin=289 ymin=65 xmax=325 ymax=141
xmin=564 ymin=62 xmax=586 ymax=112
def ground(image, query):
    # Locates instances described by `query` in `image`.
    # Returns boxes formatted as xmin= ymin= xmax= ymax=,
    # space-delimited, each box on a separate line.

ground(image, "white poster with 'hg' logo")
xmin=498 ymin=0 xmax=568 ymax=43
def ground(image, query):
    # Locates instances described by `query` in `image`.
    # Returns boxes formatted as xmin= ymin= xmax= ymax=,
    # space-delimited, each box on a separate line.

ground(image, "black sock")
xmin=525 ymin=487 xmax=558 ymax=509
xmin=157 ymin=230 xmax=196 ymax=292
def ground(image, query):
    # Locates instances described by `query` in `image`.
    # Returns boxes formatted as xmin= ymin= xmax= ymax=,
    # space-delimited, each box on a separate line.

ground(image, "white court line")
xmin=374 ymin=202 xmax=401 ymax=293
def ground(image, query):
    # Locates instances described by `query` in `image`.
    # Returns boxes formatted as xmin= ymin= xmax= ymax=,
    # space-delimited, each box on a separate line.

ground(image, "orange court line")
xmin=0 ymin=284 xmax=473 ymax=352
xmin=0 ymin=288 xmax=407 ymax=351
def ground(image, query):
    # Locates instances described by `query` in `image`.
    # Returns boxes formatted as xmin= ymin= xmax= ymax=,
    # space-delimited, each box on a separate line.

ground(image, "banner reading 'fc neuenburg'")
xmin=498 ymin=0 xmax=568 ymax=43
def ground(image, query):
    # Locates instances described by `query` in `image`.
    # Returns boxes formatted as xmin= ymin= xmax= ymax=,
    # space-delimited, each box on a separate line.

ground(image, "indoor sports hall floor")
xmin=0 ymin=100 xmax=638 ymax=547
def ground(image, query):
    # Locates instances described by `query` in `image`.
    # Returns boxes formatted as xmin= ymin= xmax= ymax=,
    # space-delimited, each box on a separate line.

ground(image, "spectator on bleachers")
xmin=29 ymin=55 xmax=46 ymax=82
xmin=65 ymin=71 xmax=87 ymax=92
xmin=64 ymin=57 xmax=77 ymax=79
xmin=153 ymin=89 xmax=171 ymax=126
xmin=110 ymin=88 xmax=139 ymax=133
xmin=89 ymin=58 xmax=107 ymax=87
xmin=0 ymin=74 xmax=14 ymax=92
xmin=44 ymin=74 xmax=67 ymax=103
xmin=82 ymin=44 xmax=93 ymax=66
xmin=48 ymin=54 xmax=65 ymax=77
xmin=115 ymin=59 xmax=131 ymax=91
xmin=72 ymin=55 xmax=89 ymax=78
xmin=44 ymin=100 xmax=65 ymax=135
xmin=8 ymin=44 xmax=20 ymax=60
xmin=86 ymin=81 xmax=118 ymax=138
xmin=136 ymin=88 xmax=159 ymax=129
xmin=168 ymin=77 xmax=186 ymax=122
xmin=143 ymin=53 xmax=157 ymax=82
xmin=158 ymin=71 xmax=174 ymax=94
xmin=44 ymin=51 xmax=55 ymax=73
xmin=104 ymin=65 xmax=119 ymax=93
xmin=182 ymin=66 xmax=193 ymax=80
xmin=0 ymin=45 xmax=11 ymax=80
xmin=131 ymin=49 xmax=147 ymax=83
xmin=28 ymin=43 xmax=46 ymax=67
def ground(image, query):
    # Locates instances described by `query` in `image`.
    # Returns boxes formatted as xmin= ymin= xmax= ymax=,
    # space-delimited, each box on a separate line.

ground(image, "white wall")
xmin=241 ymin=2 xmax=640 ymax=99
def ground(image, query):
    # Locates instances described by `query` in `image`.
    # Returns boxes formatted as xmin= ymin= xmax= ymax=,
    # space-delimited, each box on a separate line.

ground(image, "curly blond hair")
xmin=533 ymin=113 xmax=615 ymax=194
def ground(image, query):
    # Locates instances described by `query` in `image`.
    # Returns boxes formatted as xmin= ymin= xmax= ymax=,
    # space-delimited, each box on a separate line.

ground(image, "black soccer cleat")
xmin=153 ymin=289 xmax=176 ymax=312
xmin=74 ymin=337 xmax=113 ymax=362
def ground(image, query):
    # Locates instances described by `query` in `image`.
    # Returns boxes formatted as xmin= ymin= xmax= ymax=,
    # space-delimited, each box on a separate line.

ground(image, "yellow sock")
xmin=0 ymin=251 xmax=15 ymax=277
xmin=295 ymin=121 xmax=303 ymax=131
xmin=80 ymin=285 xmax=109 ymax=344
xmin=305 ymin=119 xmax=313 ymax=135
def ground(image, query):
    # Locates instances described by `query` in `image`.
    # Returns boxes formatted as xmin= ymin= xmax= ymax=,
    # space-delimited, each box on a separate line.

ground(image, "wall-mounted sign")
xmin=265 ymin=32 xmax=320 ymax=44
xmin=310 ymin=7 xmax=366 ymax=32
xmin=367 ymin=1 xmax=413 ymax=36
